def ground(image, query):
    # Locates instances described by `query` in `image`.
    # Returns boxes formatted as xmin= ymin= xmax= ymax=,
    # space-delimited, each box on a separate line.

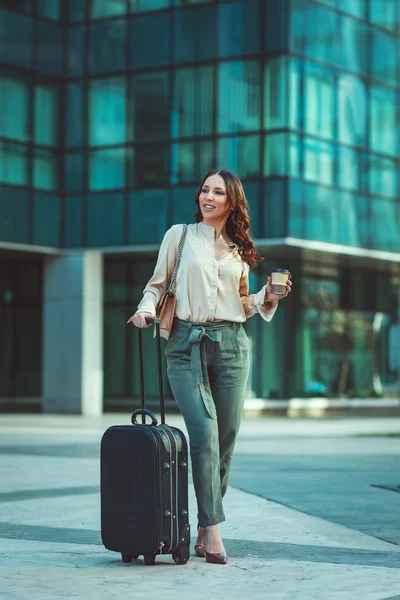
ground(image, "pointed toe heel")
xmin=205 ymin=551 xmax=227 ymax=565
xmin=194 ymin=544 xmax=206 ymax=558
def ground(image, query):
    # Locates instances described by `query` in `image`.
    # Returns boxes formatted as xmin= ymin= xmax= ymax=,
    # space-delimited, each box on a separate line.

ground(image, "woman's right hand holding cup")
xmin=126 ymin=313 xmax=154 ymax=328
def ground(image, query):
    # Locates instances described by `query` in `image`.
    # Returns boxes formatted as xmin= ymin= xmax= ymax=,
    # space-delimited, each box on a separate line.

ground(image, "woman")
xmin=128 ymin=169 xmax=292 ymax=564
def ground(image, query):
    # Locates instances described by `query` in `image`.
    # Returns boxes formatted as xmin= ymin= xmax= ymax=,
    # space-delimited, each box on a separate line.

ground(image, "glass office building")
xmin=0 ymin=0 xmax=399 ymax=413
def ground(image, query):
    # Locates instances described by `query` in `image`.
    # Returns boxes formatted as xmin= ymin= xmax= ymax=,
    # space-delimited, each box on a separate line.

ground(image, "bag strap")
xmin=167 ymin=224 xmax=188 ymax=293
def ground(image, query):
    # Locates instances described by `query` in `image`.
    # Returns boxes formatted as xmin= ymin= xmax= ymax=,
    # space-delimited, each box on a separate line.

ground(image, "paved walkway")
xmin=0 ymin=415 xmax=399 ymax=600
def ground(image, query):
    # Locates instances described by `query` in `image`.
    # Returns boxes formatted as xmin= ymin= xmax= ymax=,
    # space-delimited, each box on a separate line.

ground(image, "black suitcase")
xmin=100 ymin=317 xmax=190 ymax=566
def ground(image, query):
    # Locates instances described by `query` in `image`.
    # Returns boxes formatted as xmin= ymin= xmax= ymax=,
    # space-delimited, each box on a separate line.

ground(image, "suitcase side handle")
xmin=131 ymin=409 xmax=158 ymax=426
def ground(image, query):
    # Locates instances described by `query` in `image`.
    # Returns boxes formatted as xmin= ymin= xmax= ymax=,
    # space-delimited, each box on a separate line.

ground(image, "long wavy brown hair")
xmin=194 ymin=169 xmax=264 ymax=268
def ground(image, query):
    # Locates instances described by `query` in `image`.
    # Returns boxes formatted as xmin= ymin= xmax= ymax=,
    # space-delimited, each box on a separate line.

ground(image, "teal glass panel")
xmin=242 ymin=181 xmax=260 ymax=236
xmin=0 ymin=74 xmax=29 ymax=141
xmin=130 ymin=13 xmax=170 ymax=68
xmin=264 ymin=56 xmax=287 ymax=130
xmin=336 ymin=191 xmax=367 ymax=246
xmin=89 ymin=20 xmax=126 ymax=74
xmin=36 ymin=0 xmax=60 ymax=20
xmin=129 ymin=189 xmax=169 ymax=244
xmin=289 ymin=58 xmax=301 ymax=131
xmin=370 ymin=0 xmax=397 ymax=32
xmin=64 ymin=196 xmax=83 ymax=247
xmin=174 ymin=5 xmax=216 ymax=63
xmin=264 ymin=133 xmax=287 ymax=177
xmin=289 ymin=180 xmax=303 ymax=238
xmin=104 ymin=261 xmax=128 ymax=303
xmin=33 ymin=149 xmax=57 ymax=190
xmin=2 ymin=0 xmax=32 ymax=12
xmin=265 ymin=0 xmax=288 ymax=52
xmin=66 ymin=83 xmax=84 ymax=149
xmin=35 ymin=21 xmax=63 ymax=76
xmin=67 ymin=26 xmax=85 ymax=77
xmin=131 ymin=72 xmax=169 ymax=142
xmin=89 ymin=147 xmax=127 ymax=191
xmin=219 ymin=0 xmax=260 ymax=58
xmin=336 ymin=0 xmax=366 ymax=18
xmin=171 ymin=140 xmax=212 ymax=184
xmin=371 ymin=198 xmax=399 ymax=252
xmin=33 ymin=193 xmax=61 ymax=246
xmin=370 ymin=86 xmax=397 ymax=157
xmin=337 ymin=74 xmax=367 ymax=146
xmin=90 ymin=0 xmax=126 ymax=19
xmin=174 ymin=0 xmax=212 ymax=4
xmin=0 ymin=9 xmax=33 ymax=68
xmin=217 ymin=136 xmax=260 ymax=179
xmin=65 ymin=153 xmax=84 ymax=192
xmin=68 ymin=0 xmax=86 ymax=21
xmin=86 ymin=193 xmax=124 ymax=246
xmin=304 ymin=61 xmax=334 ymax=140
xmin=338 ymin=147 xmax=360 ymax=192
xmin=135 ymin=143 xmax=169 ymax=187
xmin=171 ymin=185 xmax=198 ymax=224
xmin=34 ymin=83 xmax=59 ymax=147
xmin=0 ymin=186 xmax=29 ymax=243
xmin=305 ymin=4 xmax=337 ymax=65
xmin=0 ymin=141 xmax=29 ymax=186
xmin=264 ymin=180 xmax=286 ymax=238
xmin=218 ymin=61 xmax=261 ymax=134
xmin=337 ymin=15 xmax=369 ymax=75
xmin=89 ymin=77 xmax=126 ymax=146
xmin=172 ymin=67 xmax=213 ymax=138
xmin=289 ymin=134 xmax=301 ymax=177
xmin=304 ymin=138 xmax=334 ymax=185
xmin=371 ymin=29 xmax=397 ymax=87
xmin=290 ymin=0 xmax=306 ymax=54
xmin=369 ymin=155 xmax=397 ymax=199
xmin=303 ymin=184 xmax=336 ymax=243
xmin=130 ymin=0 xmax=169 ymax=10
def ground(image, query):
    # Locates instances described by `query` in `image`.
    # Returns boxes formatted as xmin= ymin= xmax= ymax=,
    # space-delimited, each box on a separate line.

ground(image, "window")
xmin=337 ymin=74 xmax=366 ymax=147
xmin=303 ymin=184 xmax=336 ymax=243
xmin=218 ymin=0 xmax=260 ymax=58
xmin=265 ymin=0 xmax=288 ymax=52
xmin=90 ymin=0 xmax=126 ymax=19
xmin=86 ymin=193 xmax=125 ymax=246
xmin=130 ymin=13 xmax=170 ymax=68
xmin=89 ymin=77 xmax=126 ymax=146
xmin=35 ymin=21 xmax=63 ymax=76
xmin=34 ymin=83 xmax=59 ymax=147
xmin=218 ymin=61 xmax=261 ymax=134
xmin=305 ymin=4 xmax=337 ymax=65
xmin=0 ymin=186 xmax=29 ymax=243
xmin=337 ymin=15 xmax=369 ymax=75
xmin=33 ymin=149 xmax=57 ymax=190
xmin=217 ymin=136 xmax=260 ymax=179
xmin=66 ymin=83 xmax=85 ymax=149
xmin=0 ymin=74 xmax=29 ymax=141
xmin=369 ymin=155 xmax=397 ymax=199
xmin=0 ymin=9 xmax=33 ymax=69
xmin=128 ymin=189 xmax=169 ymax=244
xmin=304 ymin=62 xmax=334 ymax=140
xmin=172 ymin=67 xmax=213 ymax=138
xmin=65 ymin=153 xmax=84 ymax=192
xmin=68 ymin=0 xmax=86 ymax=21
xmin=89 ymin=20 xmax=126 ymax=74
xmin=371 ymin=29 xmax=397 ymax=87
xmin=134 ymin=143 xmax=169 ymax=187
xmin=0 ymin=141 xmax=29 ymax=186
xmin=370 ymin=0 xmax=398 ymax=32
xmin=64 ymin=196 xmax=83 ymax=247
xmin=264 ymin=56 xmax=287 ymax=130
xmin=289 ymin=58 xmax=301 ymax=131
xmin=336 ymin=0 xmax=366 ymax=19
xmin=33 ymin=193 xmax=61 ymax=246
xmin=174 ymin=5 xmax=216 ymax=63
xmin=36 ymin=0 xmax=61 ymax=20
xmin=371 ymin=198 xmax=399 ymax=252
xmin=67 ymin=26 xmax=85 ymax=77
xmin=89 ymin=147 xmax=129 ymax=191
xmin=338 ymin=147 xmax=360 ymax=192
xmin=304 ymin=138 xmax=334 ymax=185
xmin=171 ymin=140 xmax=212 ymax=184
xmin=130 ymin=0 xmax=169 ymax=10
xmin=131 ymin=72 xmax=169 ymax=142
xmin=264 ymin=133 xmax=287 ymax=177
xmin=370 ymin=86 xmax=397 ymax=157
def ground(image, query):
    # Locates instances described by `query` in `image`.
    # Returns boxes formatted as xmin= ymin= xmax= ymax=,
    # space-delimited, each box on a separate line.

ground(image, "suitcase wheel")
xmin=144 ymin=554 xmax=156 ymax=566
xmin=172 ymin=546 xmax=189 ymax=565
xmin=121 ymin=553 xmax=133 ymax=563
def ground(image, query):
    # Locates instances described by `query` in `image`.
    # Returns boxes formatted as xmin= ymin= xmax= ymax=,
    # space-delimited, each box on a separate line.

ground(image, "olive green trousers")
xmin=165 ymin=318 xmax=250 ymax=527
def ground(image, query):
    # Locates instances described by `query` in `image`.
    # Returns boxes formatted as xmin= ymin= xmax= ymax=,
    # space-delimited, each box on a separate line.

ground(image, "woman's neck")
xmin=202 ymin=217 xmax=228 ymax=241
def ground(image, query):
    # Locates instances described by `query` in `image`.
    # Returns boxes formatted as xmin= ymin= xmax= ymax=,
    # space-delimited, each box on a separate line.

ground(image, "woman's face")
xmin=198 ymin=174 xmax=230 ymax=222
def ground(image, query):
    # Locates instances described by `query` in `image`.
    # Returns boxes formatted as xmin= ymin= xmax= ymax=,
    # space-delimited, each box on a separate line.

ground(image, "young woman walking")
xmin=128 ymin=169 xmax=292 ymax=564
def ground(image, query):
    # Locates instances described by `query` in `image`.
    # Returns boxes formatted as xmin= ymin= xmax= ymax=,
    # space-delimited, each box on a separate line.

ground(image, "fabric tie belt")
xmin=174 ymin=318 xmax=239 ymax=419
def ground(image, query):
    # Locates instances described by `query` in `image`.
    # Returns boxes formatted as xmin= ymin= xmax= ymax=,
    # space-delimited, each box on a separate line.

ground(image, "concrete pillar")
xmin=42 ymin=252 xmax=103 ymax=415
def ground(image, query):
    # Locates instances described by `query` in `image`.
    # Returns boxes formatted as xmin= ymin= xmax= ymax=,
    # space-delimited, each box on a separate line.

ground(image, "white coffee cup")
xmin=271 ymin=269 xmax=291 ymax=295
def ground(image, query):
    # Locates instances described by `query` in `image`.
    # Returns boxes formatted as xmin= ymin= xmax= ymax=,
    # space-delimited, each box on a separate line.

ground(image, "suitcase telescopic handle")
xmin=131 ymin=409 xmax=158 ymax=426
xmin=136 ymin=317 xmax=166 ymax=426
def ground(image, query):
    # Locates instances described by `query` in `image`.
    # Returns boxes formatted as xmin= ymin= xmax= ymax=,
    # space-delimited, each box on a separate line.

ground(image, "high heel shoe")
xmin=194 ymin=526 xmax=206 ymax=558
xmin=205 ymin=550 xmax=227 ymax=565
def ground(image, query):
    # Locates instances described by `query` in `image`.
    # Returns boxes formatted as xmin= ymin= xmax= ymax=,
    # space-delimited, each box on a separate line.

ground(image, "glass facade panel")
xmin=304 ymin=184 xmax=336 ymax=243
xmin=174 ymin=5 xmax=216 ymax=63
xmin=304 ymin=62 xmax=334 ymax=140
xmin=34 ymin=83 xmax=59 ymax=147
xmin=0 ymin=141 xmax=29 ymax=186
xmin=265 ymin=0 xmax=288 ymax=52
xmin=35 ymin=21 xmax=63 ymax=76
xmin=89 ymin=20 xmax=126 ymax=75
xmin=89 ymin=147 xmax=127 ymax=190
xmin=36 ymin=0 xmax=61 ymax=21
xmin=337 ymin=15 xmax=369 ymax=75
xmin=218 ymin=61 xmax=261 ymax=134
xmin=67 ymin=26 xmax=85 ymax=78
xmin=264 ymin=133 xmax=287 ymax=177
xmin=289 ymin=58 xmax=301 ymax=131
xmin=90 ymin=0 xmax=127 ymax=19
xmin=130 ymin=13 xmax=170 ymax=69
xmin=370 ymin=86 xmax=397 ymax=157
xmin=171 ymin=184 xmax=198 ymax=224
xmin=264 ymin=56 xmax=287 ymax=130
xmin=369 ymin=155 xmax=397 ymax=199
xmin=65 ymin=153 xmax=84 ymax=192
xmin=0 ymin=74 xmax=29 ymax=141
xmin=89 ymin=77 xmax=126 ymax=146
xmin=218 ymin=0 xmax=260 ymax=58
xmin=217 ymin=135 xmax=260 ymax=179
xmin=371 ymin=29 xmax=397 ymax=87
xmin=66 ymin=83 xmax=85 ymax=149
xmin=171 ymin=140 xmax=212 ymax=184
xmin=336 ymin=0 xmax=366 ymax=19
xmin=263 ymin=179 xmax=286 ymax=238
xmin=337 ymin=74 xmax=367 ymax=146
xmin=33 ymin=149 xmax=57 ymax=190
xmin=305 ymin=3 xmax=337 ymax=65
xmin=0 ymin=187 xmax=29 ymax=243
xmin=64 ymin=195 xmax=83 ymax=248
xmin=135 ymin=143 xmax=169 ymax=187
xmin=338 ymin=147 xmax=360 ymax=192
xmin=0 ymin=9 xmax=33 ymax=69
xmin=131 ymin=72 xmax=169 ymax=142
xmin=128 ymin=189 xmax=169 ymax=244
xmin=68 ymin=0 xmax=87 ymax=21
xmin=370 ymin=0 xmax=398 ymax=32
xmin=130 ymin=0 xmax=169 ymax=11
xmin=86 ymin=192 xmax=124 ymax=246
xmin=172 ymin=66 xmax=213 ymax=138
xmin=371 ymin=198 xmax=399 ymax=252
xmin=304 ymin=138 xmax=334 ymax=185
xmin=33 ymin=193 xmax=61 ymax=246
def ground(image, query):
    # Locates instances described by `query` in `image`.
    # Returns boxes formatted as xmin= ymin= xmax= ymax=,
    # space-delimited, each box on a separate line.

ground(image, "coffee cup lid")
xmin=272 ymin=268 xmax=291 ymax=275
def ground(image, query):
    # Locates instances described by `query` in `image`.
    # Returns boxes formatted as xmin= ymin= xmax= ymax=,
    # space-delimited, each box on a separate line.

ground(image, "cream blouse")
xmin=136 ymin=222 xmax=277 ymax=324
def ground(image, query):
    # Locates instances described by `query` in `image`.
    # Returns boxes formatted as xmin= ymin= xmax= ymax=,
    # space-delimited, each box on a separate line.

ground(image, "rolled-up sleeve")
xmin=135 ymin=224 xmax=183 ymax=316
xmin=239 ymin=263 xmax=278 ymax=323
